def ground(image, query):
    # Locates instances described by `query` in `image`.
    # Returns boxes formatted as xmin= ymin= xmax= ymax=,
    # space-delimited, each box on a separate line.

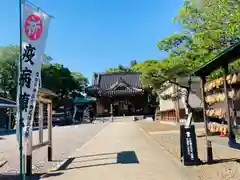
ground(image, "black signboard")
xmin=180 ymin=125 xmax=200 ymax=166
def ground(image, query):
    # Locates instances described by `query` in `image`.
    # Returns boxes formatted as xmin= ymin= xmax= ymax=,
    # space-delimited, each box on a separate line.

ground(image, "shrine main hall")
xmin=87 ymin=72 xmax=153 ymax=117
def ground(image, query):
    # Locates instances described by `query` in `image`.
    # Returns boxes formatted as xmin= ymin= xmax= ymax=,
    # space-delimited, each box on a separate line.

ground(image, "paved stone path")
xmin=0 ymin=121 xmax=108 ymax=177
xmin=41 ymin=121 xmax=188 ymax=180
xmin=139 ymin=121 xmax=240 ymax=180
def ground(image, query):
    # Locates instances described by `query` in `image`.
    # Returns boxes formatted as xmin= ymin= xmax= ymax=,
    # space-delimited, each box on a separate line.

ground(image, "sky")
xmin=0 ymin=0 xmax=183 ymax=83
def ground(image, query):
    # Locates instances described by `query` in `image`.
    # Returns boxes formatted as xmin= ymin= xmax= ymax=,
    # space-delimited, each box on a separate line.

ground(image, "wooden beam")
xmin=47 ymin=103 xmax=53 ymax=161
xmin=200 ymin=76 xmax=209 ymax=135
xmin=37 ymin=96 xmax=52 ymax=104
xmin=192 ymin=42 xmax=240 ymax=77
xmin=200 ymin=76 xmax=214 ymax=162
xmin=38 ymin=102 xmax=44 ymax=144
xmin=223 ymin=65 xmax=235 ymax=141
xmin=32 ymin=141 xmax=50 ymax=151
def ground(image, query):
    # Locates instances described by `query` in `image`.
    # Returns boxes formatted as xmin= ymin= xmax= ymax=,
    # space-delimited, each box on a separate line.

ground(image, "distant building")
xmin=0 ymin=88 xmax=56 ymax=132
xmin=0 ymin=97 xmax=17 ymax=131
xmin=156 ymin=77 xmax=203 ymax=123
xmin=87 ymin=72 xmax=153 ymax=117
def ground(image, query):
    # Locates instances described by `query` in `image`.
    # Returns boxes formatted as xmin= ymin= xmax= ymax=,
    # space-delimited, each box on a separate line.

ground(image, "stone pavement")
xmin=138 ymin=121 xmax=240 ymax=180
xmin=0 ymin=122 xmax=108 ymax=177
xmin=40 ymin=121 xmax=188 ymax=180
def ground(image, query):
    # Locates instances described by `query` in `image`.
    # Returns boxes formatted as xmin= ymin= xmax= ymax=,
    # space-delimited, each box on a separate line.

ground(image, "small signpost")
xmin=180 ymin=125 xmax=201 ymax=166
xmin=110 ymin=103 xmax=113 ymax=122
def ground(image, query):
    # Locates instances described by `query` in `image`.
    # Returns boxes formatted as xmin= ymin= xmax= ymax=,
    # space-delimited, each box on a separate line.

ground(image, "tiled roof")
xmin=38 ymin=87 xmax=57 ymax=97
xmin=92 ymin=72 xmax=142 ymax=89
xmin=73 ymin=97 xmax=96 ymax=104
xmin=0 ymin=97 xmax=16 ymax=108
xmin=103 ymin=89 xmax=143 ymax=96
xmin=91 ymin=72 xmax=143 ymax=95
xmin=0 ymin=88 xmax=56 ymax=108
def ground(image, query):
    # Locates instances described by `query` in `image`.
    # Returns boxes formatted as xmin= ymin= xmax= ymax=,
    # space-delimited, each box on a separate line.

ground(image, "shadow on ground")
xmin=200 ymin=158 xmax=240 ymax=165
xmin=54 ymin=151 xmax=139 ymax=171
xmin=196 ymin=134 xmax=206 ymax=138
xmin=33 ymin=151 xmax=139 ymax=178
xmin=0 ymin=172 xmax=63 ymax=180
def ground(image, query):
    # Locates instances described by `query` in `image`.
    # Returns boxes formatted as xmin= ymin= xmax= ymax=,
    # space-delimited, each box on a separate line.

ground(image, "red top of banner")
xmin=24 ymin=14 xmax=43 ymax=41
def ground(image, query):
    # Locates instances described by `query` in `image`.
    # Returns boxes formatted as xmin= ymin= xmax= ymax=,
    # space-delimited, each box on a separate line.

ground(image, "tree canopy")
xmin=0 ymin=45 xmax=88 ymax=109
xmin=104 ymin=0 xmax=240 ymax=89
xmin=0 ymin=45 xmax=19 ymax=100
xmin=2 ymin=0 xmax=240 ymax=104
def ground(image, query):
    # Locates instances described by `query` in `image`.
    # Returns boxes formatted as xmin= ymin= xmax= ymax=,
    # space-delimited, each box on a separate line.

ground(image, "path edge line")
xmin=139 ymin=127 xmax=191 ymax=180
xmin=48 ymin=123 xmax=110 ymax=172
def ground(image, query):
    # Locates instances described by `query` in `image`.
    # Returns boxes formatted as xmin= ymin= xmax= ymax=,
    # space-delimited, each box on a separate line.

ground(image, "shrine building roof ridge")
xmin=90 ymin=71 xmax=144 ymax=96
xmin=94 ymin=71 xmax=140 ymax=74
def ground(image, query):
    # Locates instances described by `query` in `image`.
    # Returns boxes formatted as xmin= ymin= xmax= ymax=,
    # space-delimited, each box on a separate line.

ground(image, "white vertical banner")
xmin=16 ymin=2 xmax=51 ymax=143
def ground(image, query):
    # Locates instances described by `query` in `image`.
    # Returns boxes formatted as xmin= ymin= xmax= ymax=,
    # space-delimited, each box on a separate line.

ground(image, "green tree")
xmin=71 ymin=72 xmax=89 ymax=91
xmin=0 ymin=45 xmax=19 ymax=100
xmin=71 ymin=72 xmax=89 ymax=98
xmin=141 ymin=0 xmax=240 ymax=89
xmin=130 ymin=60 xmax=138 ymax=67
xmin=42 ymin=54 xmax=53 ymax=63
xmin=41 ymin=63 xmax=89 ymax=108
xmin=130 ymin=60 xmax=160 ymax=72
xmin=41 ymin=63 xmax=78 ymax=98
xmin=0 ymin=45 xmax=88 ymax=106
xmin=0 ymin=45 xmax=57 ymax=100
xmin=172 ymin=0 xmax=240 ymax=77
xmin=105 ymin=64 xmax=133 ymax=72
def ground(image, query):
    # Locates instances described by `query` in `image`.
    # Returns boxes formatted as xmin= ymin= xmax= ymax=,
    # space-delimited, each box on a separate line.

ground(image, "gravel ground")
xmin=139 ymin=121 xmax=240 ymax=180
xmin=139 ymin=121 xmax=205 ymax=132
xmin=139 ymin=121 xmax=180 ymax=132
xmin=0 ymin=121 xmax=109 ymax=179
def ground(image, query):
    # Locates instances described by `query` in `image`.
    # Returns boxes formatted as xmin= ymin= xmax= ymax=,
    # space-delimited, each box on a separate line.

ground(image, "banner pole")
xmin=25 ymin=0 xmax=54 ymax=18
xmin=19 ymin=0 xmax=25 ymax=180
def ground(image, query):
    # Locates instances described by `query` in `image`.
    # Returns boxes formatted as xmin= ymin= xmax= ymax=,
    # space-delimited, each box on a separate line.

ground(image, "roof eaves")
xmin=97 ymin=71 xmax=141 ymax=76
xmin=0 ymin=104 xmax=17 ymax=108
xmin=191 ymin=41 xmax=240 ymax=77
xmin=0 ymin=97 xmax=16 ymax=104
xmin=156 ymin=81 xmax=172 ymax=94
xmin=38 ymin=88 xmax=57 ymax=97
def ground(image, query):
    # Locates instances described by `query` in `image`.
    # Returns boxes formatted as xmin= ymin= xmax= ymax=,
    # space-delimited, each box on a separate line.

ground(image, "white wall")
xmin=158 ymin=85 xmax=175 ymax=111
xmin=158 ymin=78 xmax=203 ymax=112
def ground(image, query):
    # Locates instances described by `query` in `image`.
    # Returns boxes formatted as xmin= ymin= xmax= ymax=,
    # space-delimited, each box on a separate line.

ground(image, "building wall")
xmin=157 ymin=80 xmax=203 ymax=122
xmin=159 ymin=110 xmax=177 ymax=121
xmin=159 ymin=85 xmax=175 ymax=112
xmin=0 ymin=109 xmax=8 ymax=130
xmin=157 ymin=108 xmax=203 ymax=122
xmin=95 ymin=93 xmax=150 ymax=116
xmin=157 ymin=85 xmax=176 ymax=122
xmin=96 ymin=101 xmax=105 ymax=114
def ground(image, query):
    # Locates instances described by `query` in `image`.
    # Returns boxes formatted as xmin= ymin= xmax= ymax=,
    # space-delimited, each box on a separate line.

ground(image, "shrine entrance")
xmin=111 ymin=97 xmax=144 ymax=116
xmin=113 ymin=100 xmax=130 ymax=116
xmin=86 ymin=72 xmax=151 ymax=117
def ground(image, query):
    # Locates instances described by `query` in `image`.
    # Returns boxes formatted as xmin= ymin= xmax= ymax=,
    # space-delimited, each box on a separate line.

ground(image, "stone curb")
xmin=139 ymin=128 xmax=182 ymax=166
xmin=148 ymin=128 xmax=205 ymax=135
xmin=159 ymin=121 xmax=178 ymax=125
xmin=139 ymin=127 xmax=192 ymax=180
